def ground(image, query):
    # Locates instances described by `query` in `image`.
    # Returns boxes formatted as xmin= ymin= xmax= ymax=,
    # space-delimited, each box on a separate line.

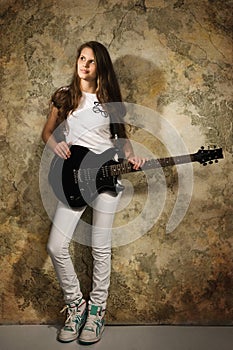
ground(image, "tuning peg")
xmin=209 ymin=161 xmax=213 ymax=164
xmin=203 ymin=163 xmax=207 ymax=166
xmin=215 ymin=160 xmax=218 ymax=163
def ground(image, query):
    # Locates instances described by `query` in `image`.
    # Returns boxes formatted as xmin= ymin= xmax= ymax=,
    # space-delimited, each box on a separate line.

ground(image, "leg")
xmin=90 ymin=192 xmax=121 ymax=307
xmin=47 ymin=201 xmax=86 ymax=303
xmin=47 ymin=202 xmax=88 ymax=343
xmin=79 ymin=192 xmax=121 ymax=345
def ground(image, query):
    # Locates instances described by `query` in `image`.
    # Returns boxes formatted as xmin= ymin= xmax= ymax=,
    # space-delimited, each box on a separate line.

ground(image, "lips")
xmin=80 ymin=69 xmax=89 ymax=74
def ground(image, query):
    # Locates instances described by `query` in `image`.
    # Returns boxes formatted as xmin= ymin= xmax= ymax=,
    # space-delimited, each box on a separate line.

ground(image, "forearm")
xmin=42 ymin=128 xmax=58 ymax=151
xmin=42 ymin=128 xmax=70 ymax=159
xmin=41 ymin=105 xmax=60 ymax=153
xmin=123 ymin=138 xmax=135 ymax=159
xmin=123 ymin=138 xmax=147 ymax=170
xmin=42 ymin=105 xmax=70 ymax=159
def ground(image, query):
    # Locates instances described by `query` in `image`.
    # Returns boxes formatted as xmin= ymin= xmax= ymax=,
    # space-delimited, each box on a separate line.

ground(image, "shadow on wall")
xmin=114 ymin=54 xmax=166 ymax=106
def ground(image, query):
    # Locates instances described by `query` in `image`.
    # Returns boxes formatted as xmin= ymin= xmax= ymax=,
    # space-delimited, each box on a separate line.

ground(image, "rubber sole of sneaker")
xmin=58 ymin=309 xmax=87 ymax=343
xmin=79 ymin=326 xmax=104 ymax=345
xmin=58 ymin=337 xmax=77 ymax=343
xmin=58 ymin=321 xmax=86 ymax=343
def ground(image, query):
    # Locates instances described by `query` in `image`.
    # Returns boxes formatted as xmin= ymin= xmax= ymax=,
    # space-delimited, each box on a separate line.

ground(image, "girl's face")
xmin=77 ymin=47 xmax=97 ymax=83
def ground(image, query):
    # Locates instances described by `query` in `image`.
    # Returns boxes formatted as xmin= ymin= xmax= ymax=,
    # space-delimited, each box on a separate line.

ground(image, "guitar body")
xmin=48 ymin=145 xmax=123 ymax=208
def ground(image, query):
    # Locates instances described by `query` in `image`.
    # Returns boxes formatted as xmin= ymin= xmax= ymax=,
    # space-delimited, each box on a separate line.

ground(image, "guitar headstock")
xmin=194 ymin=146 xmax=224 ymax=166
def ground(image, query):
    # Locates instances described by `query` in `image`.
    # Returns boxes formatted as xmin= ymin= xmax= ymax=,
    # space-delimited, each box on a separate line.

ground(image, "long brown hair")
xmin=51 ymin=41 xmax=127 ymax=139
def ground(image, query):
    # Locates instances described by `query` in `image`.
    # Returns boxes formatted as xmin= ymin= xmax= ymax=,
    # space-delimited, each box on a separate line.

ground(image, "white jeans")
xmin=47 ymin=192 xmax=121 ymax=307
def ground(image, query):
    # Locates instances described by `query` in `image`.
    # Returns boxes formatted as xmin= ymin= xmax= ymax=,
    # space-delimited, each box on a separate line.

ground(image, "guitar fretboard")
xmin=109 ymin=154 xmax=194 ymax=177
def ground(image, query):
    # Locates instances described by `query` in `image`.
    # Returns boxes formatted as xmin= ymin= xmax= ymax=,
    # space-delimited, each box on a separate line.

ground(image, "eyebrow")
xmin=80 ymin=55 xmax=95 ymax=61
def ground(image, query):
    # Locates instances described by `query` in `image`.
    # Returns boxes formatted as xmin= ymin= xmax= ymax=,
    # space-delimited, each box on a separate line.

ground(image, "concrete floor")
xmin=0 ymin=325 xmax=233 ymax=350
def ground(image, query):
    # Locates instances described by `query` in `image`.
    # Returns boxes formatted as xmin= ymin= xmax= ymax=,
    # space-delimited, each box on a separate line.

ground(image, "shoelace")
xmin=60 ymin=304 xmax=81 ymax=325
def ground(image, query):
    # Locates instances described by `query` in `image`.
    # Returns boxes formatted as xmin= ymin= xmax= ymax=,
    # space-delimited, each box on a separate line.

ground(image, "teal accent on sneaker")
xmin=79 ymin=304 xmax=105 ymax=345
xmin=90 ymin=304 xmax=99 ymax=316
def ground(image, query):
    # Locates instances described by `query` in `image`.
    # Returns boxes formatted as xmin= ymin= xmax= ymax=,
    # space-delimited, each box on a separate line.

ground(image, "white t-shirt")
xmin=65 ymin=92 xmax=114 ymax=154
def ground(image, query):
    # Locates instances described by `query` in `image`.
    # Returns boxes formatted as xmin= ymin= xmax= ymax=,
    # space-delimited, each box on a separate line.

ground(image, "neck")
xmin=80 ymin=80 xmax=97 ymax=94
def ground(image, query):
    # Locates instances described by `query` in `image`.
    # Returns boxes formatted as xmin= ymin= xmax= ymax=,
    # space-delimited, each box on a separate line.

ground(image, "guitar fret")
xmin=110 ymin=161 xmax=132 ymax=176
xmin=155 ymin=155 xmax=191 ymax=168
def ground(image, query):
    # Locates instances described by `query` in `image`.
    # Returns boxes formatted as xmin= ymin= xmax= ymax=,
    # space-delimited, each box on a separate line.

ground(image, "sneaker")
xmin=79 ymin=304 xmax=105 ymax=345
xmin=58 ymin=298 xmax=87 ymax=343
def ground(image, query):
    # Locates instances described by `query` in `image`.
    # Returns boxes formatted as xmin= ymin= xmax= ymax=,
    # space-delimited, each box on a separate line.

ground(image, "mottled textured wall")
xmin=0 ymin=0 xmax=232 ymax=325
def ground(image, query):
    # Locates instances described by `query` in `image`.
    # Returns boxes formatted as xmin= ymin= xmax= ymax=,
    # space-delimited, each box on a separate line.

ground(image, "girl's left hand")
xmin=128 ymin=156 xmax=147 ymax=170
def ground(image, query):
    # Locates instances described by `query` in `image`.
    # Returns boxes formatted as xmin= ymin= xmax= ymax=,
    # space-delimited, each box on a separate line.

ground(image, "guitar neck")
xmin=109 ymin=154 xmax=195 ymax=176
xmin=105 ymin=146 xmax=223 ymax=177
xmin=145 ymin=154 xmax=195 ymax=169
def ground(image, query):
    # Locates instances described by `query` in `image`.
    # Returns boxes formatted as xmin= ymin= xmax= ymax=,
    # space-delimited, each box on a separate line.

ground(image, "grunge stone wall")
xmin=0 ymin=0 xmax=232 ymax=324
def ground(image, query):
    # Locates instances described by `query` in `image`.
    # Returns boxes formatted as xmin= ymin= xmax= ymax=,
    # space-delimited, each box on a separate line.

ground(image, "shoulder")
xmin=57 ymin=86 xmax=70 ymax=92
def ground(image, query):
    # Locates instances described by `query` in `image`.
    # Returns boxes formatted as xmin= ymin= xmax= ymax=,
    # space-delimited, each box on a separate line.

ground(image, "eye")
xmin=90 ymin=59 xmax=95 ymax=64
xmin=80 ymin=56 xmax=85 ymax=61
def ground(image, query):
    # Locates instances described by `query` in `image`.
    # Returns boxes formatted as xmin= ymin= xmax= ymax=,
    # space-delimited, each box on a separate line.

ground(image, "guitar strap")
xmin=109 ymin=117 xmax=125 ymax=158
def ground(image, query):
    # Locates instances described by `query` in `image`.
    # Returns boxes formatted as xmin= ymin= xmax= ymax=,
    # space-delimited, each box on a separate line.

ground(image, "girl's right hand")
xmin=54 ymin=141 xmax=71 ymax=159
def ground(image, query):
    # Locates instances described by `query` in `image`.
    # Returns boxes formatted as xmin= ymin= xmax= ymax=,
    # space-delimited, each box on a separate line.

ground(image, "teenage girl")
xmin=42 ymin=41 xmax=145 ymax=344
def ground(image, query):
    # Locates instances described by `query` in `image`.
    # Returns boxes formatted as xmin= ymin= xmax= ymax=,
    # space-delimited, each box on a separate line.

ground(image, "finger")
xmin=132 ymin=158 xmax=141 ymax=170
xmin=54 ymin=147 xmax=66 ymax=159
xmin=140 ymin=158 xmax=148 ymax=167
xmin=55 ymin=142 xmax=70 ymax=159
xmin=60 ymin=142 xmax=71 ymax=158
xmin=129 ymin=157 xmax=147 ymax=170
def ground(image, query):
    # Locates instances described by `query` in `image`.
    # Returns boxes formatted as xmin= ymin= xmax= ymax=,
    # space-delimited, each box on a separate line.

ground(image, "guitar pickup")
xmin=73 ymin=169 xmax=80 ymax=184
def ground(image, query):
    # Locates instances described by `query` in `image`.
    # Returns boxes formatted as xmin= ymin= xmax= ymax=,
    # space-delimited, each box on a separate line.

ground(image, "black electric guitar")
xmin=48 ymin=145 xmax=223 ymax=208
